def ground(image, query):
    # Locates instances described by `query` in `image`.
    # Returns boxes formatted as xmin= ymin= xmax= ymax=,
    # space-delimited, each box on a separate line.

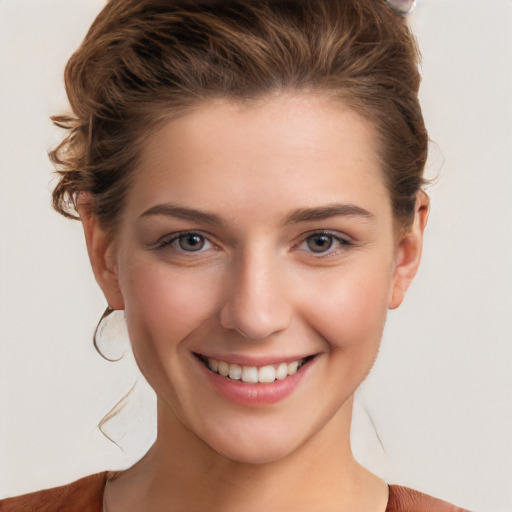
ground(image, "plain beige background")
xmin=1 ymin=1 xmax=511 ymax=510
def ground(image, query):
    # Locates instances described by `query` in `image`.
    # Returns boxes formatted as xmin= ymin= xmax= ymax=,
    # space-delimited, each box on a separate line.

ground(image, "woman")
xmin=0 ymin=0 xmax=471 ymax=510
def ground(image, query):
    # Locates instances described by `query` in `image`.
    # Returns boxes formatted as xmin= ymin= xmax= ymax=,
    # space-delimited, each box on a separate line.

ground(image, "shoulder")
xmin=0 ymin=472 xmax=110 ymax=512
xmin=387 ymin=485 xmax=472 ymax=512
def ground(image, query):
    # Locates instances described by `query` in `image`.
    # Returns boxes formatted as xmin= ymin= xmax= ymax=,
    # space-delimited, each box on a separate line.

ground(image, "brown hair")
xmin=51 ymin=0 xmax=427 ymax=235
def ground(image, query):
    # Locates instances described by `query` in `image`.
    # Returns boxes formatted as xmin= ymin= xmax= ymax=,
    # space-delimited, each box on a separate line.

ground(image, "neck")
xmin=104 ymin=396 xmax=388 ymax=512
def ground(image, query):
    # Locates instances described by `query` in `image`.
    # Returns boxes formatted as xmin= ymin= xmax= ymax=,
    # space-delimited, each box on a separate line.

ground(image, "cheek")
xmin=119 ymin=263 xmax=220 ymax=356
xmin=302 ymin=261 xmax=393 ymax=353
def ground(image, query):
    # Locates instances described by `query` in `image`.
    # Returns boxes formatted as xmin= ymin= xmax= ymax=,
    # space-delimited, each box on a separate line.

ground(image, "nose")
xmin=219 ymin=251 xmax=292 ymax=341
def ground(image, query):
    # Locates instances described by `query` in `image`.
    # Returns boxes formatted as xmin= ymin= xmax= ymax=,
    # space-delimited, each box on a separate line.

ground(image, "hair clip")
xmin=384 ymin=0 xmax=417 ymax=17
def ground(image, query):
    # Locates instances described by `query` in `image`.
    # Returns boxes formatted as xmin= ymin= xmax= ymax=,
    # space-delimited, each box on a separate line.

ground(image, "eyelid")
xmin=294 ymin=230 xmax=354 ymax=256
xmin=154 ymin=230 xmax=216 ymax=252
xmin=151 ymin=229 xmax=354 ymax=256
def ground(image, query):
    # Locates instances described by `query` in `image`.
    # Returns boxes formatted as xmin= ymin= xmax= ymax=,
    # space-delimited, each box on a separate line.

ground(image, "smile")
xmin=194 ymin=353 xmax=317 ymax=405
xmin=195 ymin=354 xmax=314 ymax=383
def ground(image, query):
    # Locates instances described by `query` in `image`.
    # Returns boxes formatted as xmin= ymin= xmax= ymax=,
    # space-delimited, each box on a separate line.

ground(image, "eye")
xmin=299 ymin=231 xmax=352 ymax=255
xmin=306 ymin=234 xmax=334 ymax=253
xmin=176 ymin=233 xmax=207 ymax=252
xmin=159 ymin=232 xmax=213 ymax=253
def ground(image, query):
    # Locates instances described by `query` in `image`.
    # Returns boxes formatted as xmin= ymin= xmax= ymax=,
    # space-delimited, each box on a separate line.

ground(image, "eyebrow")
xmin=283 ymin=203 xmax=375 ymax=224
xmin=139 ymin=202 xmax=375 ymax=226
xmin=140 ymin=203 xmax=226 ymax=227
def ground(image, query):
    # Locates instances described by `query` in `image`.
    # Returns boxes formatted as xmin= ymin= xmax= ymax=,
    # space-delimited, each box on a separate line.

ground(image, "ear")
xmin=77 ymin=195 xmax=125 ymax=311
xmin=388 ymin=191 xmax=429 ymax=310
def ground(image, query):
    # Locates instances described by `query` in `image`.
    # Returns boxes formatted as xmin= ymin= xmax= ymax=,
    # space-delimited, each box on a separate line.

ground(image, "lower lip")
xmin=198 ymin=359 xmax=313 ymax=406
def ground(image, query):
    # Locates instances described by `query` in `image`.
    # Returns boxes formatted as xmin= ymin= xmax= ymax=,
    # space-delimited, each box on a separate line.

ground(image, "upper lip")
xmin=193 ymin=352 xmax=317 ymax=367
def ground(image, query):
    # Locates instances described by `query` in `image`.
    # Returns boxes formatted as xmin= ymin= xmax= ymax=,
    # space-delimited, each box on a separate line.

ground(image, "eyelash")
xmin=156 ymin=231 xmax=215 ymax=253
xmin=294 ymin=230 xmax=353 ymax=257
xmin=156 ymin=230 xmax=353 ymax=257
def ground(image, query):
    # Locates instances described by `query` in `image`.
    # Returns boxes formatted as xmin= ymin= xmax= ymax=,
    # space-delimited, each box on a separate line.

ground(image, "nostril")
xmin=220 ymin=302 xmax=281 ymax=341
xmin=219 ymin=261 xmax=293 ymax=340
xmin=219 ymin=309 xmax=287 ymax=341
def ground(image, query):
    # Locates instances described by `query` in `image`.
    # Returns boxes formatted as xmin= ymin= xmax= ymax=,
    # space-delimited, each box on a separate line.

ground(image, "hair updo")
xmin=51 ymin=0 xmax=428 ymax=236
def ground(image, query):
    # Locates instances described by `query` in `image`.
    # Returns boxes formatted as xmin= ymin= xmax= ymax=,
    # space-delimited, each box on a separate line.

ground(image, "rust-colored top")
xmin=0 ymin=472 xmax=471 ymax=511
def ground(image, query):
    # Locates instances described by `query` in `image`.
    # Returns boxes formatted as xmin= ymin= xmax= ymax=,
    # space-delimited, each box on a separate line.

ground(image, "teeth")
xmin=218 ymin=360 xmax=229 ymax=377
xmin=228 ymin=364 xmax=242 ymax=380
xmin=242 ymin=366 xmax=259 ymax=383
xmin=258 ymin=365 xmax=275 ymax=383
xmin=275 ymin=362 xmax=288 ymax=381
xmin=287 ymin=361 xmax=299 ymax=376
xmin=205 ymin=356 xmax=307 ymax=383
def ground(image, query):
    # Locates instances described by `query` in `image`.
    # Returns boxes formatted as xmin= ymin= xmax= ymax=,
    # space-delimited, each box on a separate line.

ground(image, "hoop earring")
xmin=383 ymin=0 xmax=417 ymax=17
xmin=93 ymin=306 xmax=128 ymax=362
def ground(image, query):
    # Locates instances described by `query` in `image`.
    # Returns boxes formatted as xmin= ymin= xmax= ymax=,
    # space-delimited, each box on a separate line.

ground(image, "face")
xmin=87 ymin=94 xmax=425 ymax=464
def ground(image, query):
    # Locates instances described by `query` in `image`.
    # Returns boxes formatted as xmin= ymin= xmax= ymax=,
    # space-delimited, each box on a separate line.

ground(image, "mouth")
xmin=194 ymin=353 xmax=316 ymax=384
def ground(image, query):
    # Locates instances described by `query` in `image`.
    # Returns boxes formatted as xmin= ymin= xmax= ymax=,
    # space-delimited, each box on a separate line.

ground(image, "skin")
xmin=80 ymin=93 xmax=428 ymax=512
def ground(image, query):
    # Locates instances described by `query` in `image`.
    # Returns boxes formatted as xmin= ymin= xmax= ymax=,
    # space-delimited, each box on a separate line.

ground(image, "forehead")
xmin=127 ymin=94 xmax=390 ymax=223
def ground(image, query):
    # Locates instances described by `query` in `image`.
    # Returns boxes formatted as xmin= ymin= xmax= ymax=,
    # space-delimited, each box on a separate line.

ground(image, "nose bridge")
xmin=220 ymin=245 xmax=292 ymax=341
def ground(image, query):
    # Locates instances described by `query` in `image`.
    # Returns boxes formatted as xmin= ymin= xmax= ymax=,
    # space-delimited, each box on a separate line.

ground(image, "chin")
xmin=188 ymin=407 xmax=330 ymax=467
xmin=208 ymin=435 xmax=298 ymax=465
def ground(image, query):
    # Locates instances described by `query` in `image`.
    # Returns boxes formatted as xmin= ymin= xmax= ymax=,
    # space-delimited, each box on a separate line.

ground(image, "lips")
xmin=193 ymin=352 xmax=317 ymax=405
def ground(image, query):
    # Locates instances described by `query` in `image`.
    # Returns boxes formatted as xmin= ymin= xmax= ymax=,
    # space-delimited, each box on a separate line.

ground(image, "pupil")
xmin=179 ymin=234 xmax=204 ymax=251
xmin=307 ymin=234 xmax=333 ymax=253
